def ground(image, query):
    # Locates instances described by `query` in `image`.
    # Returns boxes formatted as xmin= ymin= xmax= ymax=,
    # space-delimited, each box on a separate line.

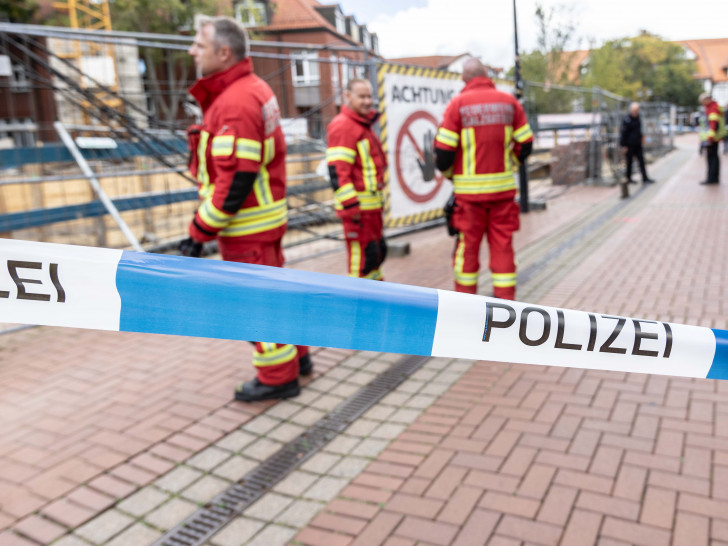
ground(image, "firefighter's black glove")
xmin=179 ymin=237 xmax=203 ymax=258
xmin=443 ymin=193 xmax=458 ymax=237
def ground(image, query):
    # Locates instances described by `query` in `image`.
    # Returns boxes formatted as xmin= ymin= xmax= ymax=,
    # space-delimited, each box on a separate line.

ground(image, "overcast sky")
xmin=336 ymin=0 xmax=726 ymax=69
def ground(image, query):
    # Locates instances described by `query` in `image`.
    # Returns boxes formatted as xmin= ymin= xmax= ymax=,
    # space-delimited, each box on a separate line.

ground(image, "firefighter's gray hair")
xmin=194 ymin=14 xmax=249 ymax=61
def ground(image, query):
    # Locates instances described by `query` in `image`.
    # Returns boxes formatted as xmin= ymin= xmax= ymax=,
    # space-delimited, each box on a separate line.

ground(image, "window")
xmin=11 ymin=63 xmax=30 ymax=93
xmin=360 ymin=27 xmax=371 ymax=50
xmin=292 ymin=51 xmax=320 ymax=86
xmin=330 ymin=55 xmax=339 ymax=91
xmin=335 ymin=10 xmax=346 ymax=34
xmin=235 ymin=0 xmax=267 ymax=27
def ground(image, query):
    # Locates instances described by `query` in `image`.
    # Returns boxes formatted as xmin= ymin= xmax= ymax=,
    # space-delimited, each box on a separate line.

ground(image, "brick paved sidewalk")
xmin=289 ymin=135 xmax=728 ymax=545
xmin=1 ymin=133 xmax=724 ymax=545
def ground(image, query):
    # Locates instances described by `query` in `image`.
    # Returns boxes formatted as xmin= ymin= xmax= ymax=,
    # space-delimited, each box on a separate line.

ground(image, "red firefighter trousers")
xmin=451 ymin=198 xmax=519 ymax=300
xmin=341 ymin=211 xmax=386 ymax=280
xmin=218 ymin=237 xmax=308 ymax=386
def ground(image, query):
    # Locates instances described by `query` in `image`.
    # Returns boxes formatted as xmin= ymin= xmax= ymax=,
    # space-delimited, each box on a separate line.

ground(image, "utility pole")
xmin=513 ymin=0 xmax=530 ymax=213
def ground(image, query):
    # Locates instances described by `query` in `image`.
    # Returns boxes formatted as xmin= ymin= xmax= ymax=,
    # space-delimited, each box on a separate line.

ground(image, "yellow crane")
xmin=51 ymin=0 xmax=123 ymax=124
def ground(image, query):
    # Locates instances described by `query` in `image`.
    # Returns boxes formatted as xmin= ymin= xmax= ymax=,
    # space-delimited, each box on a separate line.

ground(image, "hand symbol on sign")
xmin=417 ymin=129 xmax=436 ymax=182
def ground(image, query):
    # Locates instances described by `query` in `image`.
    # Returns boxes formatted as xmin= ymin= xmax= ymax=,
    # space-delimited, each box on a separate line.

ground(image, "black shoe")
xmin=299 ymin=354 xmax=313 ymax=376
xmin=234 ymin=378 xmax=300 ymax=402
xmin=700 ymin=180 xmax=719 ymax=185
xmin=643 ymin=179 xmax=655 ymax=184
xmin=627 ymin=179 xmax=637 ymax=184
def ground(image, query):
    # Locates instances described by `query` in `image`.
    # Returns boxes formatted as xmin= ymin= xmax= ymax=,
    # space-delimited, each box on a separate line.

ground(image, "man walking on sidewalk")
xmin=434 ymin=58 xmax=533 ymax=300
xmin=182 ymin=14 xmax=312 ymax=402
xmin=699 ymin=92 xmax=726 ymax=184
xmin=620 ymin=102 xmax=654 ymax=185
xmin=326 ymin=79 xmax=388 ymax=281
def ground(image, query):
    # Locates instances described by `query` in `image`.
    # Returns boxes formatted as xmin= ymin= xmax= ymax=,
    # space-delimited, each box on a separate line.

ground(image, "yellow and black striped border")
xmin=376 ymin=63 xmax=460 ymax=229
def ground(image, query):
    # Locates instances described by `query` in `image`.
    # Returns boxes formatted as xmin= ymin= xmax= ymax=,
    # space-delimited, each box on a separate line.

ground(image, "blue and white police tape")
xmin=1 ymin=238 xmax=727 ymax=380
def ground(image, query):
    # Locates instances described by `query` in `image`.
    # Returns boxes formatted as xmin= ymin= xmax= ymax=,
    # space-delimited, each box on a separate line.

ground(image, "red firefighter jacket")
xmin=187 ymin=58 xmax=287 ymax=242
xmin=705 ymin=99 xmax=727 ymax=144
xmin=326 ymin=105 xmax=387 ymax=216
xmin=434 ymin=76 xmax=533 ymax=202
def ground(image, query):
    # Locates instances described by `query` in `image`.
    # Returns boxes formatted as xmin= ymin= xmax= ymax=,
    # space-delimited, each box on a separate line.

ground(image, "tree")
xmin=0 ymin=0 xmax=38 ymax=23
xmin=109 ymin=0 xmax=229 ymax=125
xmin=515 ymin=2 xmax=582 ymax=114
xmin=581 ymin=33 xmax=702 ymax=106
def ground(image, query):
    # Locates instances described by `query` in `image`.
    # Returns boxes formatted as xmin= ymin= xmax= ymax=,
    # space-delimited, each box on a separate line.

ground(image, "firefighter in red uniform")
xmin=434 ymin=58 xmax=533 ymax=300
xmin=699 ymin=92 xmax=726 ymax=184
xmin=181 ymin=15 xmax=311 ymax=402
xmin=326 ymin=78 xmax=388 ymax=280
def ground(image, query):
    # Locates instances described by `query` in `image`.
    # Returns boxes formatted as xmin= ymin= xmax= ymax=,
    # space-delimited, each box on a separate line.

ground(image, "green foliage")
xmin=581 ymin=33 xmax=703 ymax=106
xmin=0 ymin=0 xmax=38 ymax=23
xmin=516 ymin=2 xmax=581 ymax=114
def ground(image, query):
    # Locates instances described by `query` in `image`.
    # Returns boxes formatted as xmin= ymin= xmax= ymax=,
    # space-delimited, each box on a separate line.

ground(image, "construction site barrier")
xmin=0 ymin=238 xmax=726 ymax=380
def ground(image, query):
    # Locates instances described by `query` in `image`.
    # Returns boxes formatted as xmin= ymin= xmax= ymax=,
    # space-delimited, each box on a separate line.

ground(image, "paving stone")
xmin=345 ymin=419 xmax=380 ymax=438
xmin=288 ymin=407 xmax=326 ymax=427
xmin=276 ymin=499 xmax=326 ymax=527
xmin=350 ymin=438 xmax=389 ymax=457
xmin=243 ymin=492 xmax=294 ymax=520
xmin=241 ymin=415 xmax=282 ymax=435
xmin=116 ymin=487 xmax=170 ymax=517
xmin=154 ymin=465 xmax=204 ymax=494
xmin=212 ymin=455 xmax=260 ymax=482
xmin=273 ymin=471 xmax=319 ymax=497
xmin=144 ymin=498 xmax=199 ymax=531
xmin=209 ymin=517 xmax=265 ymax=546
xmin=215 ymin=430 xmax=258 ymax=452
xmin=329 ymin=457 xmax=371 ymax=478
xmin=265 ymin=401 xmax=303 ymax=420
xmin=181 ymin=475 xmax=230 ymax=504
xmin=303 ymin=476 xmax=349 ymax=502
xmin=325 ymin=436 xmax=361 ymax=455
xmin=186 ymin=446 xmax=232 ymax=472
xmin=105 ymin=522 xmax=162 ymax=546
xmin=301 ymin=452 xmax=342 ymax=474
xmin=243 ymin=438 xmax=283 ymax=461
xmin=267 ymin=422 xmax=307 ymax=443
xmin=74 ymin=510 xmax=135 ymax=544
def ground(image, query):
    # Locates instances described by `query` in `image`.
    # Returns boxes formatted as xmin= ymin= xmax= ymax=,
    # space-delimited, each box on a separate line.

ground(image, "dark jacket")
xmin=620 ymin=113 xmax=643 ymax=148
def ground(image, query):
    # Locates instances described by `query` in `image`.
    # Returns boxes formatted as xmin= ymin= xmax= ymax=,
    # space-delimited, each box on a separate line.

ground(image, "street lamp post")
xmin=513 ymin=0 xmax=530 ymax=213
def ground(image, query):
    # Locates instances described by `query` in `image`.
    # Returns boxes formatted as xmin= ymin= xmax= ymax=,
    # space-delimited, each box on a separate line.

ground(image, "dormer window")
xmin=235 ymin=0 xmax=267 ymax=27
xmin=335 ymin=10 xmax=346 ymax=34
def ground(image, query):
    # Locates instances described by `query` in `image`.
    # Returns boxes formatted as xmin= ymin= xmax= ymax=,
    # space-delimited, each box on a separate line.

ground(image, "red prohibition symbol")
xmin=394 ymin=110 xmax=445 ymax=203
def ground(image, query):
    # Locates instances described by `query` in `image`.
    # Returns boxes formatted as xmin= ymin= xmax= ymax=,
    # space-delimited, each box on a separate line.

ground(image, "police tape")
xmin=1 ymin=238 xmax=727 ymax=380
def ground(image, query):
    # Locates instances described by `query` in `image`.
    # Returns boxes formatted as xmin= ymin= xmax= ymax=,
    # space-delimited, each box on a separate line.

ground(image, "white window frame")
xmin=292 ymin=51 xmax=320 ymax=86
xmin=235 ymin=0 xmax=267 ymax=27
xmin=335 ymin=10 xmax=346 ymax=35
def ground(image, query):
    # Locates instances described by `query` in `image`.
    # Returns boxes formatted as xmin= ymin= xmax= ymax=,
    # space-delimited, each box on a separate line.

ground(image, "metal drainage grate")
xmin=153 ymin=354 xmax=429 ymax=546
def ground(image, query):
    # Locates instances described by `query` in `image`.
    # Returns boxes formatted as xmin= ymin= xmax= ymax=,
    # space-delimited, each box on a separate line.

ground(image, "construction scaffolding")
xmin=0 ymin=23 xmax=682 ymax=255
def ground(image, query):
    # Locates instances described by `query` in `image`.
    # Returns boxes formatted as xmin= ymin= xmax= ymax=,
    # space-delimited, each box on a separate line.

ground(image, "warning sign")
xmin=378 ymin=65 xmax=463 ymax=226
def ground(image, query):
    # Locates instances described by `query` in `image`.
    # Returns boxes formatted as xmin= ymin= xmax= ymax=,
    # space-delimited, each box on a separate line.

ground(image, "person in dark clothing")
xmin=620 ymin=102 xmax=654 ymax=184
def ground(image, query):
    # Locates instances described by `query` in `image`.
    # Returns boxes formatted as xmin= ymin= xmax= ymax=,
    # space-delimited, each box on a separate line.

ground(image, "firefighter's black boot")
xmin=234 ymin=378 xmax=300 ymax=402
xmin=299 ymin=354 xmax=313 ymax=376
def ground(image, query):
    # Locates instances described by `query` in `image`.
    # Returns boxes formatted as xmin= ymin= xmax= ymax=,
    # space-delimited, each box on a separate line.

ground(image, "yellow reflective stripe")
xmin=349 ymin=241 xmax=361 ymax=277
xmin=198 ymin=198 xmax=234 ymax=229
xmin=253 ymin=343 xmax=297 ymax=367
xmin=709 ymin=113 xmax=722 ymax=121
xmin=436 ymin=127 xmax=459 ymax=147
xmin=220 ymin=198 xmax=287 ymax=237
xmin=211 ymin=135 xmax=234 ymax=157
xmin=358 ymin=192 xmax=383 ymax=210
xmin=263 ymin=137 xmax=275 ymax=165
xmin=365 ymin=268 xmax=383 ymax=280
xmin=253 ymin=165 xmax=273 ymax=206
xmin=453 ymin=172 xmax=517 ymax=194
xmin=357 ymin=139 xmax=378 ymax=192
xmin=197 ymin=131 xmax=210 ymax=186
xmin=504 ymin=126 xmax=513 ymax=174
xmin=235 ymin=138 xmax=262 ymax=161
xmin=513 ymin=123 xmax=533 ymax=143
xmin=335 ymin=183 xmax=358 ymax=205
xmin=454 ymin=234 xmax=478 ymax=286
xmin=326 ymin=146 xmax=357 ymax=164
xmin=462 ymin=128 xmax=476 ymax=176
xmin=492 ymin=272 xmax=517 ymax=287
xmin=707 ymin=129 xmax=716 ymax=138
